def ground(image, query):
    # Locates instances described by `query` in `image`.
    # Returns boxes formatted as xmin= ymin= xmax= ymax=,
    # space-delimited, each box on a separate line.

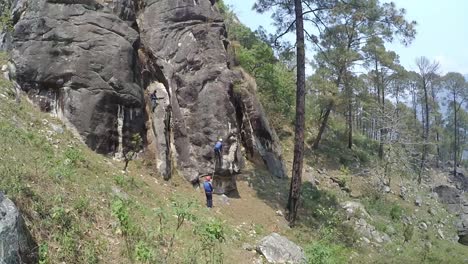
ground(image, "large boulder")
xmin=9 ymin=0 xmax=145 ymax=154
xmin=5 ymin=0 xmax=287 ymax=193
xmin=137 ymin=0 xmax=286 ymax=185
xmin=434 ymin=185 xmax=468 ymax=246
xmin=0 ymin=192 xmax=37 ymax=263
xmin=256 ymin=233 xmax=306 ymax=263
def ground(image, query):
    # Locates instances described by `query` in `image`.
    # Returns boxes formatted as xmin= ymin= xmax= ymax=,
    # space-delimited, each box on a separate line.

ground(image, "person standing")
xmin=203 ymin=176 xmax=213 ymax=208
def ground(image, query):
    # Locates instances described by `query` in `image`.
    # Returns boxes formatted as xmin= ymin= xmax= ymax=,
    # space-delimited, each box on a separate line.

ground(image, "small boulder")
xmin=383 ymin=186 xmax=391 ymax=193
xmin=218 ymin=194 xmax=230 ymax=205
xmin=437 ymin=229 xmax=445 ymax=239
xmin=0 ymin=192 xmax=38 ymax=263
xmin=242 ymin=243 xmax=254 ymax=251
xmin=341 ymin=201 xmax=371 ymax=220
xmin=399 ymin=186 xmax=408 ymax=200
xmin=415 ymin=196 xmax=423 ymax=207
xmin=419 ymin=222 xmax=428 ymax=231
xmin=256 ymin=233 xmax=305 ymax=263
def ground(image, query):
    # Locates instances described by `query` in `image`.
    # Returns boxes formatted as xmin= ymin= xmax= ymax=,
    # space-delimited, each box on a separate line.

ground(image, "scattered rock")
xmin=383 ymin=186 xmax=391 ymax=193
xmin=352 ymin=218 xmax=391 ymax=244
xmin=111 ymin=186 xmax=129 ymax=201
xmin=243 ymin=243 xmax=254 ymax=251
xmin=218 ymin=194 xmax=230 ymax=205
xmin=49 ymin=123 xmax=64 ymax=134
xmin=428 ymin=207 xmax=437 ymax=216
xmin=341 ymin=201 xmax=371 ymax=220
xmin=399 ymin=186 xmax=407 ymax=200
xmin=275 ymin=210 xmax=284 ymax=217
xmin=361 ymin=237 xmax=371 ymax=244
xmin=437 ymin=229 xmax=445 ymax=239
xmin=0 ymin=192 xmax=38 ymax=263
xmin=256 ymin=233 xmax=305 ymax=264
xmin=419 ymin=222 xmax=428 ymax=231
xmin=415 ymin=196 xmax=423 ymax=207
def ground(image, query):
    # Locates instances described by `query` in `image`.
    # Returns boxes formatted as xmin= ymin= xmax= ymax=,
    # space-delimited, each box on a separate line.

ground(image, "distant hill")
xmin=465 ymin=74 xmax=468 ymax=80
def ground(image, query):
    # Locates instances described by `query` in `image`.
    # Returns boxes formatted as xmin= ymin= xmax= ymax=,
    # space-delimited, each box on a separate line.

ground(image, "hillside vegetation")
xmin=1 ymin=0 xmax=468 ymax=263
xmin=1 ymin=51 xmax=468 ymax=263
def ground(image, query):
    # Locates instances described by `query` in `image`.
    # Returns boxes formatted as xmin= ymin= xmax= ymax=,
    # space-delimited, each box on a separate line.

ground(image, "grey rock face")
xmin=7 ymin=0 xmax=286 ymax=192
xmin=10 ymin=0 xmax=145 ymax=154
xmin=232 ymin=70 xmax=286 ymax=179
xmin=434 ymin=185 xmax=468 ymax=246
xmin=138 ymin=0 xmax=237 ymax=183
xmin=0 ymin=192 xmax=37 ymax=264
xmin=256 ymin=233 xmax=305 ymax=264
xmin=137 ymin=1 xmax=286 ymax=185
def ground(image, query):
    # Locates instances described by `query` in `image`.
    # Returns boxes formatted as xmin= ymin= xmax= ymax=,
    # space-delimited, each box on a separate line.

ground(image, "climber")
xmin=150 ymin=91 xmax=158 ymax=112
xmin=213 ymin=138 xmax=223 ymax=166
xmin=204 ymin=176 xmax=213 ymax=208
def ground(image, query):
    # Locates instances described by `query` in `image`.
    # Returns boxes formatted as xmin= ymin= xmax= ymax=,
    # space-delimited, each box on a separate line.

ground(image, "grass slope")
xmin=1 ymin=65 xmax=468 ymax=263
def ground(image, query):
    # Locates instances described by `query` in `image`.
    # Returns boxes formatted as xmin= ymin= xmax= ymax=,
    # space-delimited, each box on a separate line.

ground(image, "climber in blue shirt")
xmin=204 ymin=176 xmax=213 ymax=208
xmin=213 ymin=138 xmax=223 ymax=165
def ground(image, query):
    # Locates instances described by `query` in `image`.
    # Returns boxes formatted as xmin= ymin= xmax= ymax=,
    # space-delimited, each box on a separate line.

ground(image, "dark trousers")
xmin=205 ymin=192 xmax=213 ymax=208
xmin=214 ymin=150 xmax=221 ymax=166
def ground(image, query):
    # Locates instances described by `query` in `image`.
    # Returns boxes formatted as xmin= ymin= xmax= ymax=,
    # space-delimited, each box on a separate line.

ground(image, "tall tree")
xmin=254 ymin=0 xmax=328 ymax=226
xmin=363 ymin=37 xmax=402 ymax=159
xmin=311 ymin=0 xmax=416 ymax=149
xmin=415 ymin=57 xmax=439 ymax=183
xmin=286 ymin=0 xmax=306 ymax=226
xmin=442 ymin=72 xmax=467 ymax=176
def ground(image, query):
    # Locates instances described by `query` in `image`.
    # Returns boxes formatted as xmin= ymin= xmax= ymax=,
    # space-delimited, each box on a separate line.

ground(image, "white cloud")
xmin=432 ymin=55 xmax=468 ymax=75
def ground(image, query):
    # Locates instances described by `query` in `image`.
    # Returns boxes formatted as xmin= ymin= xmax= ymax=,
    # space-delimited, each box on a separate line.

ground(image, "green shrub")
xmin=390 ymin=204 xmax=404 ymax=221
xmin=134 ymin=241 xmax=155 ymax=263
xmin=305 ymin=242 xmax=348 ymax=264
xmin=111 ymin=198 xmax=131 ymax=235
xmin=64 ymin=147 xmax=84 ymax=166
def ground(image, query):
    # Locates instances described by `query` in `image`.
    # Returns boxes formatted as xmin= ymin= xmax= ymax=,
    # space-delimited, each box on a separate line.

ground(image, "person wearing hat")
xmin=213 ymin=138 xmax=223 ymax=166
xmin=203 ymin=176 xmax=213 ymax=208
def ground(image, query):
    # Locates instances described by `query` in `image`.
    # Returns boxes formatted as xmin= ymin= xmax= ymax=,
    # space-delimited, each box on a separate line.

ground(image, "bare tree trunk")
xmin=347 ymin=80 xmax=353 ymax=149
xmin=454 ymin=92 xmax=458 ymax=176
xmin=418 ymin=80 xmax=430 ymax=184
xmin=287 ymin=0 xmax=306 ymax=227
xmin=313 ymin=101 xmax=333 ymax=149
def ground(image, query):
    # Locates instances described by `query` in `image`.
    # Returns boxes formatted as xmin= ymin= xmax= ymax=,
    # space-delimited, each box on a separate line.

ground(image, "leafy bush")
xmin=64 ymin=147 xmax=84 ymax=166
xmin=111 ymin=198 xmax=131 ymax=235
xmin=134 ymin=241 xmax=155 ymax=263
xmin=390 ymin=204 xmax=404 ymax=221
xmin=305 ymin=242 xmax=348 ymax=264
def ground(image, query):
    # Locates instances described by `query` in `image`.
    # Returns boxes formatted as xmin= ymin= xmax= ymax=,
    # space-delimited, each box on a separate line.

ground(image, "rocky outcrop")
xmin=434 ymin=185 xmax=468 ymax=246
xmin=136 ymin=0 xmax=285 ymax=187
xmin=8 ymin=0 xmax=145 ymax=155
xmin=231 ymin=69 xmax=286 ymax=179
xmin=4 ymin=0 xmax=286 ymax=192
xmin=0 ymin=192 xmax=38 ymax=263
xmin=256 ymin=233 xmax=305 ymax=264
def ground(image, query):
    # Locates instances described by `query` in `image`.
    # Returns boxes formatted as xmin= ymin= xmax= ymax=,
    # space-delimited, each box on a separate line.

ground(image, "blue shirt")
xmin=204 ymin=181 xmax=213 ymax=193
xmin=214 ymin=141 xmax=222 ymax=151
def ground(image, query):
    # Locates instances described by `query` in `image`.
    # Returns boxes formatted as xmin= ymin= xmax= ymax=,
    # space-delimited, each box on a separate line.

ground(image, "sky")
xmin=224 ymin=0 xmax=468 ymax=76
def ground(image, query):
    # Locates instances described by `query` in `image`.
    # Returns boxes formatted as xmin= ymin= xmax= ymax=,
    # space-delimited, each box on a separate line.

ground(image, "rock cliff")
xmin=2 ymin=0 xmax=286 ymax=193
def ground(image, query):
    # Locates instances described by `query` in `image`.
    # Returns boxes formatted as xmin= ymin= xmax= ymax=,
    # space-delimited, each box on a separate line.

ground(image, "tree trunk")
xmin=347 ymin=90 xmax=353 ymax=149
xmin=287 ymin=0 xmax=306 ymax=227
xmin=418 ymin=80 xmax=430 ymax=184
xmin=313 ymin=100 xmax=333 ymax=149
xmin=454 ymin=92 xmax=458 ymax=176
